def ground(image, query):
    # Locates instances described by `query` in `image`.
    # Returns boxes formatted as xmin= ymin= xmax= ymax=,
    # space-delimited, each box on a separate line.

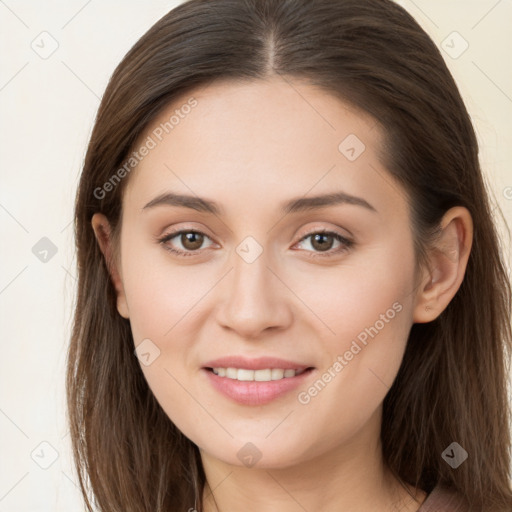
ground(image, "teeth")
xmin=271 ymin=369 xmax=284 ymax=380
xmin=211 ymin=367 xmax=304 ymax=382
xmin=237 ymin=369 xmax=254 ymax=381
xmin=226 ymin=367 xmax=238 ymax=379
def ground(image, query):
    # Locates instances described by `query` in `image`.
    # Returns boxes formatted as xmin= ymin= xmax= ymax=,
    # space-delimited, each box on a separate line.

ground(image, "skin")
xmin=92 ymin=77 xmax=473 ymax=512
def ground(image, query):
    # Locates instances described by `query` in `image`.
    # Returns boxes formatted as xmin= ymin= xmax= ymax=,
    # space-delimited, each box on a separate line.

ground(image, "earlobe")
xmin=91 ymin=213 xmax=130 ymax=319
xmin=412 ymin=206 xmax=473 ymax=323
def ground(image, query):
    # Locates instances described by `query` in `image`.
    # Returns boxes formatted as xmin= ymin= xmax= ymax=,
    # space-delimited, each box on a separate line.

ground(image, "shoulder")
xmin=417 ymin=483 xmax=470 ymax=512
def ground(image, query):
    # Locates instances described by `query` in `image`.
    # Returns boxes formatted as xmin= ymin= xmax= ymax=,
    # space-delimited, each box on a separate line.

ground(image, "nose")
xmin=215 ymin=248 xmax=293 ymax=339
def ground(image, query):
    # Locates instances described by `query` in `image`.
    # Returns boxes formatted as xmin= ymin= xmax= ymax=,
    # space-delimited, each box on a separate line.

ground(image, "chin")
xmin=197 ymin=434 xmax=316 ymax=470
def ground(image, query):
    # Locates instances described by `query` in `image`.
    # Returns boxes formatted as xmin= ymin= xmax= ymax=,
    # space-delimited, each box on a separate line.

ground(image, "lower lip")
xmin=202 ymin=368 xmax=315 ymax=406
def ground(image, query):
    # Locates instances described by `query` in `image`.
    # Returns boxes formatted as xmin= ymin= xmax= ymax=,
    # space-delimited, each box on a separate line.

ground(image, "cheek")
xmin=290 ymin=244 xmax=415 ymax=421
xmin=121 ymin=238 xmax=208 ymax=343
xmin=119 ymin=245 xmax=211 ymax=437
xmin=291 ymin=243 xmax=415 ymax=351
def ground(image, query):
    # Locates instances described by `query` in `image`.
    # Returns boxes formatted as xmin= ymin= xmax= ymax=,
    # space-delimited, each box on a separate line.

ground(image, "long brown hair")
xmin=66 ymin=0 xmax=512 ymax=510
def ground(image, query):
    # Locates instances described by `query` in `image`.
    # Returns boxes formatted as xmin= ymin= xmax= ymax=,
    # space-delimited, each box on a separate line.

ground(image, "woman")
xmin=66 ymin=0 xmax=512 ymax=510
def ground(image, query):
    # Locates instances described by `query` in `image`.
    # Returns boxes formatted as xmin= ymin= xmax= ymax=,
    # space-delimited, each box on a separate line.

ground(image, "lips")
xmin=202 ymin=355 xmax=315 ymax=406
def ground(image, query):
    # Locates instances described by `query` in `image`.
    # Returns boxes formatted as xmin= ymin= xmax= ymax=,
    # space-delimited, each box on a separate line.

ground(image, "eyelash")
xmin=157 ymin=228 xmax=354 ymax=259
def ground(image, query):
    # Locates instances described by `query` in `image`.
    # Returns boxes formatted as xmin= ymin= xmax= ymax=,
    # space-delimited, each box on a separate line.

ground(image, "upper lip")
xmin=202 ymin=356 xmax=313 ymax=371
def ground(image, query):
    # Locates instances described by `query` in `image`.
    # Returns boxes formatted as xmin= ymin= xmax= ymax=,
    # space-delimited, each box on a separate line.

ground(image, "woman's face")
xmin=108 ymin=77 xmax=426 ymax=468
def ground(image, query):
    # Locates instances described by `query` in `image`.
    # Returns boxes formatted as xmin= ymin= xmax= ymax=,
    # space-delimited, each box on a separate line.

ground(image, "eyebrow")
xmin=142 ymin=190 xmax=377 ymax=215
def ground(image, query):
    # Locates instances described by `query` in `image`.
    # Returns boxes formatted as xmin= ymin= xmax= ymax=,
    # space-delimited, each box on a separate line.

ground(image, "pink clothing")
xmin=417 ymin=484 xmax=469 ymax=511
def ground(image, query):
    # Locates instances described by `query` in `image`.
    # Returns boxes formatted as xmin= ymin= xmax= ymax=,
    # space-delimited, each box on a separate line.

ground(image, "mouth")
xmin=201 ymin=357 xmax=316 ymax=405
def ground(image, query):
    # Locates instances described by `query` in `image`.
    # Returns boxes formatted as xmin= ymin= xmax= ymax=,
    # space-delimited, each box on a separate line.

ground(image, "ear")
xmin=412 ymin=206 xmax=473 ymax=323
xmin=91 ymin=213 xmax=130 ymax=319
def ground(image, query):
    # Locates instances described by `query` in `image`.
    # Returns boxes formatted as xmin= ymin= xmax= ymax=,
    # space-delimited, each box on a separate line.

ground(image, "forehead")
xmin=136 ymin=76 xmax=381 ymax=159
xmin=122 ymin=77 xmax=405 ymax=221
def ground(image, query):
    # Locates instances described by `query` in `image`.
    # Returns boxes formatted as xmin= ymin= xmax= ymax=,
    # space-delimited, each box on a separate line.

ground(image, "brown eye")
xmin=295 ymin=230 xmax=354 ymax=258
xmin=159 ymin=229 xmax=214 ymax=256
xmin=180 ymin=231 xmax=204 ymax=251
xmin=310 ymin=233 xmax=335 ymax=252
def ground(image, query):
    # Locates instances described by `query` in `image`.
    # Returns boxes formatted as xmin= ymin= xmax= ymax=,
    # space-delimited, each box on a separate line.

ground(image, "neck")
xmin=199 ymin=408 xmax=426 ymax=512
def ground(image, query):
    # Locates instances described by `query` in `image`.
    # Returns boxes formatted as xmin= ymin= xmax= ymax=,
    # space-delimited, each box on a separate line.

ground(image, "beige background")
xmin=0 ymin=1 xmax=510 ymax=509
